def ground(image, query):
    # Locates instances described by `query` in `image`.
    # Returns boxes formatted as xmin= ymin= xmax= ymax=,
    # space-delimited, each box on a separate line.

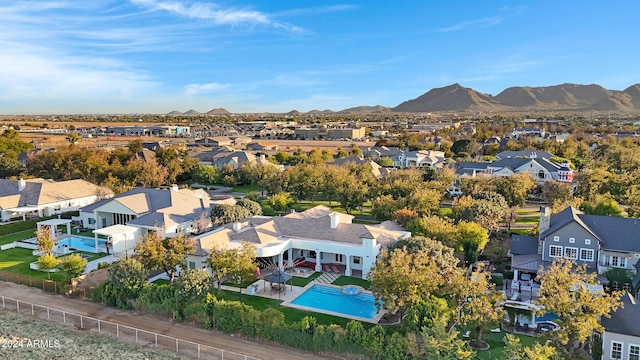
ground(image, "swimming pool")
xmin=57 ymin=237 xmax=106 ymax=253
xmin=290 ymin=285 xmax=379 ymax=319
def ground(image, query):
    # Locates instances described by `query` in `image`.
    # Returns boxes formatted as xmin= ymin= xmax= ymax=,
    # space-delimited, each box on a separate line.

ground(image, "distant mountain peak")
xmin=391 ymin=83 xmax=640 ymax=112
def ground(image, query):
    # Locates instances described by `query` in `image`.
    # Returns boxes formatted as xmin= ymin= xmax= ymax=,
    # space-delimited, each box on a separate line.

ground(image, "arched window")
xmin=538 ymin=170 xmax=545 ymax=179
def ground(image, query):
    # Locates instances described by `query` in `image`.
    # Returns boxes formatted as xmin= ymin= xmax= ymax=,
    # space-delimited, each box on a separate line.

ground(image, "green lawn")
xmin=509 ymin=228 xmax=532 ymax=236
xmin=332 ymin=276 xmax=371 ymax=290
xmin=152 ymin=279 xmax=171 ymax=286
xmin=514 ymin=217 xmax=539 ymax=224
xmin=0 ymin=229 xmax=37 ymax=245
xmin=439 ymin=207 xmax=453 ymax=217
xmin=0 ymin=248 xmax=106 ymax=282
xmin=473 ymin=330 xmax=542 ymax=359
xmin=230 ymin=184 xmax=261 ymax=193
xmin=290 ymin=272 xmax=322 ymax=287
xmin=515 ymin=209 xmax=539 ymax=215
xmin=215 ymin=289 xmax=361 ymax=328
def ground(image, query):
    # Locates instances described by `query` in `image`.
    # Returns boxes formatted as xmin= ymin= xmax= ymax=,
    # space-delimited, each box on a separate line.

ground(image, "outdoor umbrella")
xmin=263 ymin=270 xmax=293 ymax=298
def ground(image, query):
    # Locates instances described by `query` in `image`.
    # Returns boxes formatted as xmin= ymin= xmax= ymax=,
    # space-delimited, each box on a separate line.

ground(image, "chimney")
xmin=329 ymin=212 xmax=340 ymax=229
xmin=232 ymin=221 xmax=242 ymax=232
xmin=18 ymin=178 xmax=26 ymax=192
xmin=170 ymin=184 xmax=179 ymax=192
xmin=539 ymin=206 xmax=551 ymax=234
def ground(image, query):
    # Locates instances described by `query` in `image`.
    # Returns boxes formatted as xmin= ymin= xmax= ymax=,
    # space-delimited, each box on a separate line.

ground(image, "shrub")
xmin=491 ymin=273 xmax=504 ymax=287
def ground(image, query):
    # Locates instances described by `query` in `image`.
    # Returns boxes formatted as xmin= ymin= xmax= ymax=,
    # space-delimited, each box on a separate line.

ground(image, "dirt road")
xmin=0 ymin=281 xmax=331 ymax=360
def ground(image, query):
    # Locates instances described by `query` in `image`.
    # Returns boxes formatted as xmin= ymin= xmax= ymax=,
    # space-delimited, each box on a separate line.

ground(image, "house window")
xmin=605 ymin=256 xmax=627 ymax=268
xmin=335 ymin=254 xmax=344 ymax=263
xmin=538 ymin=170 xmax=545 ymax=179
xmin=569 ymin=237 xmax=575 ymax=244
xmin=353 ymin=256 xmax=361 ymax=265
xmin=88 ymin=218 xmax=96 ymax=225
xmin=579 ymin=249 xmax=594 ymax=262
xmin=553 ymin=236 xmax=560 ymax=242
xmin=549 ymin=245 xmax=563 ymax=258
xmin=630 ymin=344 xmax=640 ymax=360
xmin=564 ymin=247 xmax=578 ymax=260
xmin=189 ymin=261 xmax=196 ymax=270
xmin=611 ymin=341 xmax=622 ymax=359
xmin=585 ymin=239 xmax=591 ymax=245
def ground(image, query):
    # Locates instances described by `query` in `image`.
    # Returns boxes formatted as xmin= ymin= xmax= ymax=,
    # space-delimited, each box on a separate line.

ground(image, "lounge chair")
xmin=332 ymin=265 xmax=340 ymax=274
xmin=463 ymin=330 xmax=470 ymax=338
xmin=523 ymin=323 xmax=530 ymax=333
xmin=324 ymin=264 xmax=332 ymax=272
xmin=490 ymin=327 xmax=501 ymax=333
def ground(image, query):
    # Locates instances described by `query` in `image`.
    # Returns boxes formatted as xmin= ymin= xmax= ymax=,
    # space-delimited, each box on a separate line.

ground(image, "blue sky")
xmin=1 ymin=1 xmax=639 ymax=114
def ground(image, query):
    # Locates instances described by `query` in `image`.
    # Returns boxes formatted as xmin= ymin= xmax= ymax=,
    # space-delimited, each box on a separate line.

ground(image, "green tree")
xmin=134 ymin=232 xmax=195 ymax=285
xmin=206 ymin=242 xmax=256 ymax=295
xmin=371 ymin=195 xmax=404 ymax=221
xmin=66 ymin=131 xmax=82 ymax=144
xmin=37 ymin=254 xmax=60 ymax=280
xmin=57 ymin=253 xmax=87 ymax=285
xmin=263 ymin=192 xmax=295 ymax=212
xmin=502 ymin=333 xmax=559 ymax=360
xmin=190 ymin=164 xmax=219 ymax=184
xmin=405 ymin=215 xmax=458 ymax=248
xmin=0 ymin=156 xmax=23 ymax=178
xmin=493 ymin=173 xmax=536 ymax=208
xmin=376 ymin=156 xmax=394 ymax=167
xmin=236 ymin=198 xmax=263 ymax=216
xmin=210 ymin=204 xmax=252 ymax=225
xmin=127 ymin=139 xmax=143 ymax=154
xmin=457 ymin=220 xmax=489 ymax=264
xmin=406 ymin=188 xmax=442 ymax=216
xmin=108 ymin=258 xmax=149 ymax=300
xmin=460 ymin=266 xmax=506 ymax=348
xmin=536 ymin=258 xmax=624 ymax=357
xmin=541 ymin=180 xmax=576 ymax=213
xmin=421 ymin=320 xmax=475 ymax=360
xmin=580 ymin=197 xmax=624 ymax=217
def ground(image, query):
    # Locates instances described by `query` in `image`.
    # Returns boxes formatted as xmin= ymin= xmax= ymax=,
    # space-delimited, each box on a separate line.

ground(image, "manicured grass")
xmin=516 ymin=209 xmax=539 ymax=215
xmin=152 ymin=279 xmax=171 ymax=285
xmin=514 ymin=217 xmax=539 ymax=224
xmin=509 ymin=228 xmax=533 ymax=236
xmin=215 ymin=289 xmax=358 ymax=328
xmin=290 ymin=272 xmax=322 ymax=287
xmin=0 ymin=248 xmax=105 ymax=282
xmin=332 ymin=276 xmax=371 ymax=290
xmin=0 ymin=229 xmax=37 ymax=245
xmin=473 ymin=329 xmax=542 ymax=360
xmin=352 ymin=219 xmax=379 ymax=225
xmin=0 ymin=248 xmax=64 ymax=281
xmin=230 ymin=184 xmax=261 ymax=193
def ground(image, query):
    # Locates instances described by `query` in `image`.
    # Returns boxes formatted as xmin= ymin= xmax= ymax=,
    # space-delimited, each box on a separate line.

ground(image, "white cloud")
xmin=130 ymin=0 xmax=303 ymax=32
xmin=184 ymin=82 xmax=231 ymax=95
xmin=437 ymin=16 xmax=502 ymax=32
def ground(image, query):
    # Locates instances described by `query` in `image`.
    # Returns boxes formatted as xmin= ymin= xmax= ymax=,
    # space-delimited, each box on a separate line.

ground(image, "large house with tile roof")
xmin=0 ymin=178 xmax=112 ymax=222
xmin=75 ymin=187 xmax=212 ymax=240
xmin=510 ymin=207 xmax=640 ymax=294
xmin=187 ymin=205 xmax=411 ymax=279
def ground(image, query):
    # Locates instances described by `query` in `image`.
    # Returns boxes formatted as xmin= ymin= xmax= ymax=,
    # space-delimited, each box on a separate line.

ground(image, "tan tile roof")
xmin=115 ymin=193 xmax=150 ymax=213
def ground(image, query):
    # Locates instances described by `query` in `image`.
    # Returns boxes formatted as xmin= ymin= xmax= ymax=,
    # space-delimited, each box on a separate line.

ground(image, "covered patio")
xmin=5 ymin=206 xmax=39 ymax=221
xmin=36 ymin=218 xmax=72 ymax=240
xmin=93 ymin=224 xmax=139 ymax=255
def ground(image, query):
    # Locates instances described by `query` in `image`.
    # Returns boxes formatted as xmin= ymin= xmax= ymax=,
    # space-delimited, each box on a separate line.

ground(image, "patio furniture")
xmin=490 ymin=327 xmax=501 ymax=333
xmin=515 ymin=321 xmax=523 ymax=331
xmin=463 ymin=330 xmax=470 ymax=338
xmin=332 ymin=265 xmax=340 ymax=274
xmin=523 ymin=323 xmax=530 ymax=333
xmin=324 ymin=265 xmax=332 ymax=272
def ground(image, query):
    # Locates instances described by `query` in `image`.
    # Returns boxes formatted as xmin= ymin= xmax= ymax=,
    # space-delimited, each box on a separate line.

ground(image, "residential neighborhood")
xmin=2 ymin=114 xmax=640 ymax=360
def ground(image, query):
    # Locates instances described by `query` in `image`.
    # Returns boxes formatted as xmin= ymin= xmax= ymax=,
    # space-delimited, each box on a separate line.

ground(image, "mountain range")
xmin=166 ymin=83 xmax=640 ymax=115
xmin=392 ymin=83 xmax=640 ymax=113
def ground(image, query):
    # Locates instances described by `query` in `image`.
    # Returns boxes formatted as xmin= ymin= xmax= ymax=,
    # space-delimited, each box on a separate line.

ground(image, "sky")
xmin=1 ymin=1 xmax=639 ymax=114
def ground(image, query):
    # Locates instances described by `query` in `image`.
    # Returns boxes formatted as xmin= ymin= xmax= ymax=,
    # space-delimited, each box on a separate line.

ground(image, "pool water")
xmin=57 ymin=237 xmax=106 ymax=252
xmin=290 ymin=285 xmax=379 ymax=319
xmin=535 ymin=312 xmax=559 ymax=322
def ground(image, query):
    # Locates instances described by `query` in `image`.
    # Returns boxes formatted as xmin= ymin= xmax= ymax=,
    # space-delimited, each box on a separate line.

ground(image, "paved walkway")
xmin=0 ymin=281 xmax=330 ymax=360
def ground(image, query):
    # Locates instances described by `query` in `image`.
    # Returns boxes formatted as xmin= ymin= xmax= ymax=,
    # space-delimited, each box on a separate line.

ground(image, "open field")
xmin=0 ymin=310 xmax=186 ymax=360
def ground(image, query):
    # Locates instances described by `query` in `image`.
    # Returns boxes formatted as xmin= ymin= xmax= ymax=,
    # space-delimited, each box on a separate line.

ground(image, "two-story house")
xmin=511 ymin=206 xmax=640 ymax=294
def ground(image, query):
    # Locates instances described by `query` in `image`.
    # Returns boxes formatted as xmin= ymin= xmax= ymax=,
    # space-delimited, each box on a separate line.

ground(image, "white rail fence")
xmin=0 ymin=295 xmax=260 ymax=360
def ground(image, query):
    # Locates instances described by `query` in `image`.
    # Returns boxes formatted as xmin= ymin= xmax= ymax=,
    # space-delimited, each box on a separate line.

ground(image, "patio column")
xmin=95 ymin=233 xmax=98 ymax=251
xmin=66 ymin=222 xmax=71 ymax=235
xmin=278 ymin=253 xmax=284 ymax=270
xmin=315 ymin=250 xmax=322 ymax=272
xmin=50 ymin=225 xmax=55 ymax=240
xmin=287 ymin=248 xmax=292 ymax=267
xmin=345 ymin=255 xmax=352 ymax=276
